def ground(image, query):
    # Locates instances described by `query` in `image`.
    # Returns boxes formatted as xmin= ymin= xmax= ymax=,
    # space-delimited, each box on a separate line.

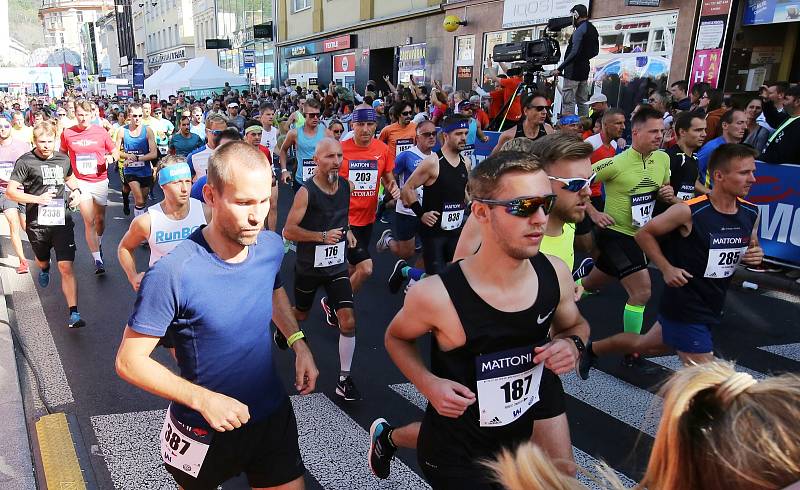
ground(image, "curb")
xmin=732 ymin=265 xmax=800 ymax=294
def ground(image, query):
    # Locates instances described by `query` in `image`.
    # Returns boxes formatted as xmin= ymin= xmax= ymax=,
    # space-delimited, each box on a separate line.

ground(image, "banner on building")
xmin=688 ymin=0 xmax=733 ymax=91
xmin=502 ymin=0 xmax=589 ymax=28
xmin=743 ymin=0 xmax=800 ymax=25
xmin=398 ymin=43 xmax=426 ymax=84
xmin=117 ymin=84 xmax=133 ymax=98
xmin=132 ymin=59 xmax=145 ymax=89
xmin=749 ymin=162 xmax=800 ymax=267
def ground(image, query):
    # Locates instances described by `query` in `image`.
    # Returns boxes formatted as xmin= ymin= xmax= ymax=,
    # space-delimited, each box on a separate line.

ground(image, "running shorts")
xmin=0 ymin=194 xmax=23 ymax=213
xmin=78 ymin=178 xmax=109 ymax=206
xmin=658 ymin=315 xmax=713 ymax=354
xmin=124 ymin=174 xmax=154 ymax=188
xmin=26 ymin=218 xmax=76 ymax=263
xmin=393 ymin=213 xmax=419 ymax=242
xmin=346 ymin=223 xmax=373 ymax=266
xmin=293 ymin=269 xmax=354 ymax=313
xmin=594 ymin=228 xmax=648 ymax=279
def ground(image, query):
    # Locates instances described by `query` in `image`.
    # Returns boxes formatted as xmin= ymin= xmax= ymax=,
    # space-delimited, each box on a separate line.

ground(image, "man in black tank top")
xmin=282 ymin=137 xmax=363 ymax=401
xmin=492 ymin=93 xmax=554 ymax=155
xmin=385 ymin=151 xmax=590 ymax=488
xmin=400 ymin=114 xmax=470 ymax=275
xmin=582 ymin=144 xmax=763 ymax=373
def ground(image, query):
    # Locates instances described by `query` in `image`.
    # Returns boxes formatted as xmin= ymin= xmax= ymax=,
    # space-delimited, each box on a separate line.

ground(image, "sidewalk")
xmin=732 ymin=263 xmax=800 ymax=294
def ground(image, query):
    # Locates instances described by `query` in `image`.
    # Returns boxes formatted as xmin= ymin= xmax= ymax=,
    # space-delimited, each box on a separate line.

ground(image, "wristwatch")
xmin=567 ymin=335 xmax=586 ymax=355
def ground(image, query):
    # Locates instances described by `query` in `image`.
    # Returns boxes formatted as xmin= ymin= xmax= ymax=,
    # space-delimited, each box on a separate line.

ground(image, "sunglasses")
xmin=304 ymin=112 xmax=321 ymax=119
xmin=208 ymin=129 xmax=223 ymax=135
xmin=548 ymin=172 xmax=596 ymax=192
xmin=0 ymin=125 xmax=10 ymax=130
xmin=474 ymin=194 xmax=557 ymax=217
xmin=527 ymin=105 xmax=550 ymax=112
xmin=419 ymin=131 xmax=437 ymax=138
xmin=401 ymin=111 xmax=413 ymax=116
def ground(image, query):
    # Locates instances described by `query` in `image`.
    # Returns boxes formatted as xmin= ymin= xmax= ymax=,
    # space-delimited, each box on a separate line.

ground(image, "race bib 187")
xmin=160 ymin=406 xmax=213 ymax=478
xmin=704 ymin=233 xmax=749 ymax=278
xmin=314 ymin=241 xmax=345 ymax=268
xmin=441 ymin=202 xmax=465 ymax=231
xmin=631 ymin=191 xmax=656 ymax=228
xmin=475 ymin=345 xmax=544 ymax=427
xmin=349 ymin=160 xmax=378 ymax=191
xmin=302 ymin=159 xmax=316 ymax=181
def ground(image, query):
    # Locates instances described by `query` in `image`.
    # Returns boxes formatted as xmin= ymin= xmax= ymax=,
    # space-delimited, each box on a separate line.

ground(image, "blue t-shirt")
xmin=191 ymin=175 xmax=207 ymax=202
xmin=128 ymin=228 xmax=286 ymax=428
xmin=696 ymin=136 xmax=726 ymax=187
xmin=394 ymin=147 xmax=427 ymax=185
xmin=170 ymin=132 xmax=203 ymax=157
xmin=187 ymin=144 xmax=208 ymax=175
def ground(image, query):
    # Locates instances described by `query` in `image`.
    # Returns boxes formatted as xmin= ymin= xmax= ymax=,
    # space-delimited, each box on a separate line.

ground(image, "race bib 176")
xmin=314 ymin=241 xmax=345 ymax=268
xmin=475 ymin=345 xmax=544 ymax=427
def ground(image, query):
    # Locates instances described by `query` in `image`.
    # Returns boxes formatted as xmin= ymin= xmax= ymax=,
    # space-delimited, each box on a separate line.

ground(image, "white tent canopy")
xmin=157 ymin=57 xmax=248 ymax=96
xmin=144 ymin=62 xmax=182 ymax=98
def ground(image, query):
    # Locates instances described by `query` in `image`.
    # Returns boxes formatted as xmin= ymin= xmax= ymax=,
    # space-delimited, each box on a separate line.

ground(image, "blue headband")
xmin=443 ymin=120 xmax=469 ymax=133
xmin=159 ymin=163 xmax=192 ymax=186
xmin=559 ymin=114 xmax=581 ymax=126
xmin=352 ymin=108 xmax=377 ymax=122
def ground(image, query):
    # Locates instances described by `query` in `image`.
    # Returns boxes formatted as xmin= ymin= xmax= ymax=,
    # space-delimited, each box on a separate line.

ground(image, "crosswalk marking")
xmin=649 ymin=355 xmax=767 ymax=379
xmin=759 ymin=343 xmax=800 ymax=362
xmin=389 ymin=382 xmax=637 ymax=488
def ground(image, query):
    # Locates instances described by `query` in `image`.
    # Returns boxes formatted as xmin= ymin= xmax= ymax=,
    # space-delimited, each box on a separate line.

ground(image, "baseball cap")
xmin=372 ymin=99 xmax=384 ymax=108
xmin=457 ymin=101 xmax=473 ymax=112
xmin=584 ymin=93 xmax=608 ymax=105
xmin=227 ymin=102 xmax=239 ymax=108
xmin=469 ymin=95 xmax=481 ymax=104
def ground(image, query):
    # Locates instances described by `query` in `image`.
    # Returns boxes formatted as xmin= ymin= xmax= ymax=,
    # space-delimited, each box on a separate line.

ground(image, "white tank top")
xmin=147 ymin=197 xmax=207 ymax=266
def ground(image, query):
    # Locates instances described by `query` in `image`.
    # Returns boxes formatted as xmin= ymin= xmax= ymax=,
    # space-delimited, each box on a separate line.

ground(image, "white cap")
xmin=584 ymin=93 xmax=608 ymax=105
xmin=227 ymin=102 xmax=239 ymax=108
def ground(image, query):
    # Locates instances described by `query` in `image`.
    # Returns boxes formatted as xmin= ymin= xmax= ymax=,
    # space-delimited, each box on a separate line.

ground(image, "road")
xmin=4 ymin=172 xmax=800 ymax=490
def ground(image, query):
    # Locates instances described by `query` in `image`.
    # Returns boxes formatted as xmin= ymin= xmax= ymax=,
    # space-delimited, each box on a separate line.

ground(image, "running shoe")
xmin=376 ymin=228 xmax=393 ymax=253
xmin=38 ymin=270 xmax=50 ymax=288
xmin=94 ymin=259 xmax=105 ymax=275
xmin=369 ymin=418 xmax=397 ymax=479
xmin=622 ymin=353 xmax=663 ymax=374
xmin=320 ymin=297 xmax=339 ymax=327
xmin=68 ymin=311 xmax=86 ymax=329
xmin=273 ymin=328 xmax=288 ymax=350
xmin=388 ymin=259 xmax=408 ymax=294
xmin=572 ymin=257 xmax=594 ymax=281
xmin=336 ymin=376 xmax=361 ymax=401
xmin=379 ymin=215 xmax=390 ymax=224
xmin=404 ymin=277 xmax=417 ymax=294
xmin=16 ymin=260 xmax=29 ymax=274
xmin=122 ymin=199 xmax=130 ymax=216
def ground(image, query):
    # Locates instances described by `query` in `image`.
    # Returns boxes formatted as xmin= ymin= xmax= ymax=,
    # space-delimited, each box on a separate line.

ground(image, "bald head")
xmin=314 ymin=137 xmax=342 ymax=158
xmin=313 ymin=137 xmax=344 ymax=184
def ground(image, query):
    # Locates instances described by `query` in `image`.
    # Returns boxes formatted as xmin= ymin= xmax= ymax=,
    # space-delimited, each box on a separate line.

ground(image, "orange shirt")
xmin=499 ymin=76 xmax=523 ymax=122
xmin=339 ymin=138 xmax=393 ymax=227
xmin=378 ymin=122 xmax=417 ymax=166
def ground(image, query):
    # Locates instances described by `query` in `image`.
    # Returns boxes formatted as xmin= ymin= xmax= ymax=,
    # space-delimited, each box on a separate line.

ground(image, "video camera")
xmin=491 ymin=16 xmax=574 ymax=70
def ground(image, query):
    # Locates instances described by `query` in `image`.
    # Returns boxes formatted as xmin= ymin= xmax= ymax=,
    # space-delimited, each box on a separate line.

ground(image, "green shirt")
xmin=540 ymin=223 xmax=575 ymax=270
xmin=593 ymin=147 xmax=671 ymax=237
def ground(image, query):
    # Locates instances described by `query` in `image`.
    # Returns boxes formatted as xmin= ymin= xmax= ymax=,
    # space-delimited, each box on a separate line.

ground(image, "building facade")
xmin=277 ymin=0 xmax=442 ymax=91
xmin=38 ymin=0 xmax=114 ymax=71
xmin=192 ymin=0 xmax=218 ymax=64
xmin=215 ymin=0 xmax=276 ymax=87
xmin=0 ymin=0 xmax=29 ymax=66
xmin=94 ymin=12 xmax=120 ymax=76
xmin=131 ymin=0 xmax=196 ymax=75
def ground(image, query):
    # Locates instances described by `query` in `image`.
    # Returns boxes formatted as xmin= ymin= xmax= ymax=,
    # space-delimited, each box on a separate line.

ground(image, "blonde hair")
xmin=488 ymin=361 xmax=800 ymax=490
xmin=32 ymin=120 xmax=58 ymax=140
xmin=155 ymin=154 xmax=187 ymax=175
xmin=75 ymin=99 xmax=93 ymax=113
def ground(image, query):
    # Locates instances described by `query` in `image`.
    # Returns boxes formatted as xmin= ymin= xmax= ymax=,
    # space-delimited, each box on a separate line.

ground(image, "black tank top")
xmin=659 ymin=195 xmax=758 ymax=324
xmin=295 ymin=176 xmax=350 ymax=276
xmin=421 ymin=150 xmax=469 ymax=234
xmin=515 ymin=118 xmax=548 ymax=140
xmin=422 ymin=254 xmax=560 ymax=457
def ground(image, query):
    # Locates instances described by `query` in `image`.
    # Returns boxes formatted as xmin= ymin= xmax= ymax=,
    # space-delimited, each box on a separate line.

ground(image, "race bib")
xmin=676 ymin=183 xmax=695 ymax=202
xmin=475 ymin=346 xmax=544 ymax=427
xmin=631 ymin=191 xmax=656 ymax=228
xmin=349 ymin=160 xmax=378 ymax=191
xmin=396 ymin=138 xmax=414 ymax=155
xmin=704 ymin=233 xmax=749 ymax=279
xmin=0 ymin=161 xmax=14 ymax=183
xmin=158 ymin=145 xmax=169 ymax=156
xmin=302 ymin=159 xmax=316 ymax=181
xmin=460 ymin=144 xmax=475 ymax=163
xmin=76 ymin=154 xmax=98 ymax=175
xmin=38 ymin=198 xmax=65 ymax=226
xmin=314 ymin=241 xmax=345 ymax=268
xmin=441 ymin=202 xmax=465 ymax=231
xmin=159 ymin=406 xmax=212 ymax=478
xmin=127 ymin=160 xmax=146 ymax=168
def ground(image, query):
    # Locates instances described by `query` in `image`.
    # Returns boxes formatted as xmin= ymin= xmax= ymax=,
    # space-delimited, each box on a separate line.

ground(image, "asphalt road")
xmin=5 ymin=171 xmax=800 ymax=490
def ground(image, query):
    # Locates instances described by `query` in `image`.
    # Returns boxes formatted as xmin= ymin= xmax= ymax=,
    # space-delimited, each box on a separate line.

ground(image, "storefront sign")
xmin=701 ymin=0 xmax=732 ymax=15
xmin=148 ymin=47 xmax=187 ymax=66
xmin=751 ymin=46 xmax=783 ymax=64
xmin=398 ymin=43 xmax=426 ymax=72
xmin=323 ymin=35 xmax=354 ymax=53
xmin=690 ymin=48 xmax=723 ymax=88
xmin=749 ymin=162 xmax=800 ymax=267
xmin=290 ymin=46 xmax=308 ymax=57
xmin=688 ymin=0 xmax=734 ymax=90
xmin=625 ymin=0 xmax=660 ymax=6
xmin=502 ymin=0 xmax=589 ymax=28
xmin=117 ymin=84 xmax=133 ymax=97
xmin=243 ymin=49 xmax=256 ymax=69
xmin=288 ymin=79 xmax=297 ymax=86
xmin=333 ymin=53 xmax=356 ymax=74
xmin=254 ymin=22 xmax=273 ymax=40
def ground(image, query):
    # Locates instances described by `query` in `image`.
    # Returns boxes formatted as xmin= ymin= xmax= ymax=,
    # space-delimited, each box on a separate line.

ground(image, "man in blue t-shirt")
xmin=376 ymin=120 xmax=437 ymax=263
xmin=695 ymin=108 xmax=746 ymax=193
xmin=116 ymin=141 xmax=318 ymax=489
xmin=169 ymin=116 xmax=203 ymax=157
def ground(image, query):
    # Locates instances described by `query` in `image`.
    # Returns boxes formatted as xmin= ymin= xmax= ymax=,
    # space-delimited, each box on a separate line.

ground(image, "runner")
xmin=282 ymin=137 xmax=362 ymax=401
xmin=0 ymin=117 xmax=32 ymax=273
xmin=383 ymin=150 xmax=588 ymax=487
xmin=117 ymin=156 xmax=206 ymax=291
xmin=654 ymin=111 xmax=707 ymax=216
xmin=457 ymin=101 xmax=489 ymax=167
xmin=243 ymin=121 xmax=278 ymax=232
xmin=581 ymin=144 xmax=762 ymax=372
xmin=115 ymin=141 xmax=318 ymax=490
xmin=189 ymin=106 xmax=206 ymax=141
xmin=258 ymin=102 xmax=279 ymax=160
xmin=150 ymin=105 xmax=175 ymax=161
xmin=399 ymin=114 xmax=470 ymax=275
xmin=60 ymin=100 xmax=118 ymax=275
xmin=376 ymin=120 xmax=437 ymax=262
xmin=187 ymin=114 xmax=228 ymax=181
xmin=116 ymin=104 xmax=158 ymax=222
xmin=10 ymin=111 xmax=32 ymax=144
xmin=7 ymin=121 xmax=86 ymax=328
xmin=169 ymin=116 xmax=204 ymax=157
xmin=378 ymin=101 xmax=417 ymax=167
xmin=492 ymin=92 xmax=554 ymax=153
xmin=278 ymin=98 xmax=332 ymax=191
xmin=581 ymin=107 xmax=672 ymax=369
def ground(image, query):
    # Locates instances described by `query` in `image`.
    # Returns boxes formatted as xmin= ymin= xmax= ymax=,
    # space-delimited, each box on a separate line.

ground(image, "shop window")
xmin=456 ymin=36 xmax=474 ymax=62
xmin=629 ymin=32 xmax=649 ymax=52
xmin=293 ymin=0 xmax=311 ymax=12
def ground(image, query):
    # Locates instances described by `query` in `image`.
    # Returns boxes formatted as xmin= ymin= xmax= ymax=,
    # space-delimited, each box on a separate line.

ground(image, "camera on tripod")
xmin=491 ymin=16 xmax=574 ymax=71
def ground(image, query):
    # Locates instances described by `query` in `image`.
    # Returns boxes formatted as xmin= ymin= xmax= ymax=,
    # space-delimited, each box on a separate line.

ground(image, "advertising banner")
xmin=690 ymin=48 xmax=723 ymax=89
xmin=398 ymin=43 xmax=426 ymax=84
xmin=502 ymin=0 xmax=589 ymax=28
xmin=744 ymin=0 xmax=800 ymax=25
xmin=748 ymin=162 xmax=800 ymax=267
xmin=132 ymin=59 xmax=145 ymax=89
xmin=688 ymin=0 xmax=733 ymax=91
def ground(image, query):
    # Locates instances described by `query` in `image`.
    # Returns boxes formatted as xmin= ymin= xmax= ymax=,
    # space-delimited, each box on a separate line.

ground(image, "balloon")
xmin=443 ymin=15 xmax=462 ymax=32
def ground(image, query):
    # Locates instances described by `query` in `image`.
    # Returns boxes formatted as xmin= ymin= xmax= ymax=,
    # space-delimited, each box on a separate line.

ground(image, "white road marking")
xmin=649 ymin=355 xmax=766 ymax=379
xmin=759 ymin=343 xmax=800 ymax=363
xmin=390 ymin=382 xmax=636 ymax=488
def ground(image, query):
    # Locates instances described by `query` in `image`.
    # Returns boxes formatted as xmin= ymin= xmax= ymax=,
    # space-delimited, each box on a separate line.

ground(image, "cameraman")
xmin=553 ymin=4 xmax=599 ymax=117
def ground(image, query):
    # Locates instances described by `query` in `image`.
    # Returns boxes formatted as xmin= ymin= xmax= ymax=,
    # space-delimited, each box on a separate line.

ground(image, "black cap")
xmin=571 ymin=4 xmax=588 ymax=17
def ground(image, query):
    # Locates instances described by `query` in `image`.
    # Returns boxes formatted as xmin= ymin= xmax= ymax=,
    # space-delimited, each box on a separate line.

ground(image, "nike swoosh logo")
xmin=537 ymin=308 xmax=555 ymax=324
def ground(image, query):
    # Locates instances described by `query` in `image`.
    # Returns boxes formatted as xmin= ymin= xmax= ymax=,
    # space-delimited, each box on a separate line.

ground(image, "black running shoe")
xmin=94 ymin=260 xmax=105 ymax=275
xmin=388 ymin=259 xmax=408 ymax=294
xmin=123 ymin=199 xmax=130 ymax=216
xmin=572 ymin=257 xmax=594 ymax=281
xmin=369 ymin=418 xmax=397 ymax=479
xmin=622 ymin=353 xmax=662 ymax=375
xmin=336 ymin=376 xmax=361 ymax=401
xmin=320 ymin=297 xmax=338 ymax=327
xmin=273 ymin=329 xmax=288 ymax=350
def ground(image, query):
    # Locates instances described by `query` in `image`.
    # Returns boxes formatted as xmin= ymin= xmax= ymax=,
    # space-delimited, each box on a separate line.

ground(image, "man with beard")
xmin=281 ymin=137 xmax=360 ymax=400
xmin=492 ymin=93 xmax=554 ymax=154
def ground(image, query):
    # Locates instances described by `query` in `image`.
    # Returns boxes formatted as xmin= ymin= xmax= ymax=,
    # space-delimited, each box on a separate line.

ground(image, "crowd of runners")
xmin=1 ymin=73 xmax=799 ymax=490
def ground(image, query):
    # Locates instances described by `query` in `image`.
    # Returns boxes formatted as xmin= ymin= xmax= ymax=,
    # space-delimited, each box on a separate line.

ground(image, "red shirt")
xmin=60 ymin=124 xmax=115 ymax=183
xmin=489 ymin=89 xmax=504 ymax=120
xmin=475 ymin=108 xmax=490 ymax=130
xmin=258 ymin=144 xmax=273 ymax=165
xmin=499 ymin=77 xmax=523 ymax=122
xmin=339 ymin=138 xmax=393 ymax=227
xmin=586 ymin=133 xmax=617 ymax=197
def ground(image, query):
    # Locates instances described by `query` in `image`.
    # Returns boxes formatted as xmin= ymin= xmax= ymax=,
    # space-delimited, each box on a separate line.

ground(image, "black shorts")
xmin=420 ymin=230 xmax=461 ymax=275
xmin=595 ymin=228 xmax=648 ymax=279
xmin=393 ymin=213 xmax=419 ymax=241
xmin=575 ymin=195 xmax=605 ymax=236
xmin=294 ymin=269 xmax=354 ymax=312
xmin=347 ymin=223 xmax=373 ymax=265
xmin=124 ymin=174 xmax=154 ymax=187
xmin=26 ymin=219 xmax=76 ymax=263
xmin=166 ymin=398 xmax=305 ymax=490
